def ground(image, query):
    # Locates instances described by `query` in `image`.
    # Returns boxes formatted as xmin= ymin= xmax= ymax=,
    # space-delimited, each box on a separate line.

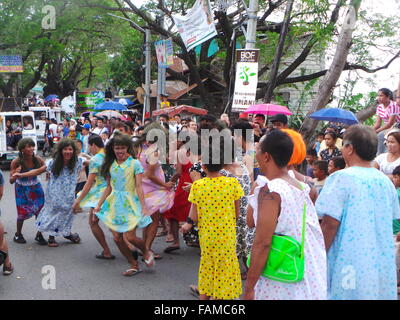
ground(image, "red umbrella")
xmin=243 ymin=104 xmax=292 ymax=116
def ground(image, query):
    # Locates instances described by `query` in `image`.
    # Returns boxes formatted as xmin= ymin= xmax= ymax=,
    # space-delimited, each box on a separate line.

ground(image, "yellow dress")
xmin=188 ymin=176 xmax=244 ymax=300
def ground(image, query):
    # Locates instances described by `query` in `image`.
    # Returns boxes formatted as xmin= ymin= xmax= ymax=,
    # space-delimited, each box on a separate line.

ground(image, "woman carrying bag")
xmin=243 ymin=130 xmax=327 ymax=300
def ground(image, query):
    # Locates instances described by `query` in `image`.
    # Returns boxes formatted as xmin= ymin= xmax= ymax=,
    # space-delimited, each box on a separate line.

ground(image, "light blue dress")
xmin=36 ymin=158 xmax=83 ymax=237
xmin=316 ymin=167 xmax=400 ymax=300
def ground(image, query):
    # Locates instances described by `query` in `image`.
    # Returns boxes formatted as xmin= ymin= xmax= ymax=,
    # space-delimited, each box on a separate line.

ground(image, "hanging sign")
xmin=231 ymin=49 xmax=260 ymax=113
xmin=172 ymin=0 xmax=217 ymax=52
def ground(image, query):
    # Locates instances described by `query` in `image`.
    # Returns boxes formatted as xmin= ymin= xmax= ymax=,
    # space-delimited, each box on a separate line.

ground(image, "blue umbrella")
xmin=309 ymin=108 xmax=359 ymax=125
xmin=94 ymin=101 xmax=128 ymax=111
xmin=115 ymin=98 xmax=134 ymax=106
xmin=44 ymin=94 xmax=59 ymax=102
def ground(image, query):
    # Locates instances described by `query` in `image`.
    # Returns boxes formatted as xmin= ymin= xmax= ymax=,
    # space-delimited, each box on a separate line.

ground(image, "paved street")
xmin=0 ymin=170 xmax=200 ymax=300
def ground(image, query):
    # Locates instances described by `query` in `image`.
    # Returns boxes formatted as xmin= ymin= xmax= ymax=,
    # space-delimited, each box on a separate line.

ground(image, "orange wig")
xmin=281 ymin=129 xmax=306 ymax=166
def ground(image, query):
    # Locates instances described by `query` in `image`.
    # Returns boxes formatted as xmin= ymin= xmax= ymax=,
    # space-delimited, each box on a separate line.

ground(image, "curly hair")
xmin=51 ymin=138 xmax=78 ymax=177
xmin=101 ymin=133 xmax=134 ymax=179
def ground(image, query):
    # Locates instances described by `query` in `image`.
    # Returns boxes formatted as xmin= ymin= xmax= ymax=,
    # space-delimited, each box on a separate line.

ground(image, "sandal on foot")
xmin=123 ymin=268 xmax=142 ymax=277
xmin=164 ymin=245 xmax=180 ymax=253
xmin=3 ymin=264 xmax=13 ymax=276
xmin=64 ymin=233 xmax=80 ymax=244
xmin=189 ymin=285 xmax=199 ymax=297
xmin=144 ymin=252 xmax=155 ymax=268
xmin=13 ymin=233 xmax=26 ymax=244
xmin=48 ymin=238 xmax=59 ymax=247
xmin=35 ymin=234 xmax=48 ymax=246
xmin=95 ymin=252 xmax=115 ymax=260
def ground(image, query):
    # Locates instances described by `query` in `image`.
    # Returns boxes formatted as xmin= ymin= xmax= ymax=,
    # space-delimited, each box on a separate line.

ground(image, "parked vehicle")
xmin=0 ymin=111 xmax=37 ymax=168
xmin=29 ymin=106 xmax=62 ymax=149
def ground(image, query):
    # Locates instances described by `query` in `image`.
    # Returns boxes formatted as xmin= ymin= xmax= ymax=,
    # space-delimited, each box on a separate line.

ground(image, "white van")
xmin=29 ymin=106 xmax=62 ymax=148
xmin=0 ymin=111 xmax=37 ymax=168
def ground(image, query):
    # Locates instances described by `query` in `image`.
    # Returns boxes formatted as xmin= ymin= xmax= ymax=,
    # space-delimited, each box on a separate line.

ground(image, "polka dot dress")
xmin=188 ymin=176 xmax=244 ymax=300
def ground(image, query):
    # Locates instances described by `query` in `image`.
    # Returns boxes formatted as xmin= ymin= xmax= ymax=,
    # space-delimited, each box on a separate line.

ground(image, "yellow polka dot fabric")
xmin=188 ymin=176 xmax=244 ymax=300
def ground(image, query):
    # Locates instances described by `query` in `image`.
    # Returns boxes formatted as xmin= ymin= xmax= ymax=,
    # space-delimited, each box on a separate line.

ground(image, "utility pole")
xmin=245 ymin=0 xmax=259 ymax=49
xmin=107 ymin=13 xmax=151 ymax=123
xmin=144 ymin=28 xmax=152 ymax=121
xmin=156 ymin=5 xmax=167 ymax=110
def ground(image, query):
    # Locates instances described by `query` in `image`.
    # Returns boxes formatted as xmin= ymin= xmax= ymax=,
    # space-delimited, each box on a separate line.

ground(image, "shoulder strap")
xmin=299 ymin=183 xmax=307 ymax=259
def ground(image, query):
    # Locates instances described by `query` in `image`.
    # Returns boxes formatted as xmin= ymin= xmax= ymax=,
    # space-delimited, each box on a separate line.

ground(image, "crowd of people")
xmin=0 ymin=84 xmax=400 ymax=300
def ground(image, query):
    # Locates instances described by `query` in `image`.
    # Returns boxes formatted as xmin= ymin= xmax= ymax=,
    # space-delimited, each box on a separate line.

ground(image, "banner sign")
xmin=173 ymin=0 xmax=217 ymax=52
xmin=155 ymin=38 xmax=174 ymax=68
xmin=0 ymin=55 xmax=24 ymax=73
xmin=77 ymin=90 xmax=104 ymax=109
xmin=231 ymin=49 xmax=260 ymax=113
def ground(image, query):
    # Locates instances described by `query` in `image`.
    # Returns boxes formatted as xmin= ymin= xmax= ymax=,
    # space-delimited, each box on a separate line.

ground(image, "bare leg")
xmin=89 ymin=209 xmax=113 ymax=257
xmin=144 ymin=211 xmax=161 ymax=251
xmin=125 ymin=229 xmax=154 ymax=265
xmin=200 ymin=294 xmax=210 ymax=300
xmin=168 ymin=219 xmax=180 ymax=247
xmin=0 ymin=223 xmax=11 ymax=269
xmin=16 ymin=220 xmax=24 ymax=235
xmin=111 ymin=231 xmax=139 ymax=273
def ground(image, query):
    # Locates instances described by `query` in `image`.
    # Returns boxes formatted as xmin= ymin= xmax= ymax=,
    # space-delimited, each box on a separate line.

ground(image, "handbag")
xmin=247 ymin=186 xmax=307 ymax=284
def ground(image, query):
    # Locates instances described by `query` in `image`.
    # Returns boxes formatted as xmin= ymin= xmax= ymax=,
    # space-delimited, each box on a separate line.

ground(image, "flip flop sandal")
xmin=0 ymin=250 xmax=7 ymax=266
xmin=64 ymin=233 xmax=81 ymax=244
xmin=96 ymin=252 xmax=115 ymax=260
xmin=48 ymin=239 xmax=59 ymax=247
xmin=144 ymin=251 xmax=155 ymax=268
xmin=189 ymin=285 xmax=199 ymax=297
xmin=3 ymin=264 xmax=13 ymax=276
xmin=165 ymin=237 xmax=174 ymax=243
xmin=123 ymin=268 xmax=142 ymax=277
xmin=164 ymin=245 xmax=180 ymax=253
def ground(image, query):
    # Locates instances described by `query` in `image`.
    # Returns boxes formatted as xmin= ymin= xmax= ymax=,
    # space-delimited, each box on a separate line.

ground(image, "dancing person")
xmin=244 ymin=130 xmax=327 ymax=300
xmin=95 ymin=134 xmax=154 ymax=276
xmin=220 ymin=139 xmax=254 ymax=280
xmin=10 ymin=138 xmax=47 ymax=245
xmin=137 ymin=123 xmax=175 ymax=259
xmin=374 ymin=88 xmax=400 ymax=155
xmin=73 ymin=135 xmax=115 ymax=259
xmin=163 ymin=136 xmax=196 ymax=253
xmin=181 ymin=140 xmax=244 ymax=300
xmin=316 ymin=125 xmax=400 ymax=299
xmin=36 ymin=139 xmax=85 ymax=247
xmin=0 ymin=169 xmax=13 ymax=275
xmin=374 ymin=131 xmax=400 ymax=177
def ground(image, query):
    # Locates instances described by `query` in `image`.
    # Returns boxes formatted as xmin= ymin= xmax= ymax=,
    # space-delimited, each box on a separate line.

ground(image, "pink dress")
xmin=138 ymin=145 xmax=174 ymax=216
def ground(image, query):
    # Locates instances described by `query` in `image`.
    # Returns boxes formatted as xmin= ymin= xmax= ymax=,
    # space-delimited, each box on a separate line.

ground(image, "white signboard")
xmin=173 ymin=0 xmax=217 ymax=52
xmin=232 ymin=49 xmax=259 ymax=113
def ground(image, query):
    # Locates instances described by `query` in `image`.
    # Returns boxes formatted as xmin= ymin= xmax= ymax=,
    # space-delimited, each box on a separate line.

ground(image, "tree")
xmin=83 ymin=0 xmax=400 ymax=116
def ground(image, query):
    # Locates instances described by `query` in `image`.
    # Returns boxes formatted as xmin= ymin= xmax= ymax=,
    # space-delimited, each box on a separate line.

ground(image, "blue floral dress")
xmin=316 ymin=167 xmax=400 ymax=300
xmin=36 ymin=158 xmax=83 ymax=237
xmin=96 ymin=157 xmax=152 ymax=233
xmin=78 ymin=150 xmax=107 ymax=208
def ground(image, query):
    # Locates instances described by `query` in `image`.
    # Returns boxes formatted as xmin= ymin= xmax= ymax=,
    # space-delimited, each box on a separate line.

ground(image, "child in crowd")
xmin=314 ymin=132 xmax=325 ymax=154
xmin=181 ymin=140 xmax=244 ymax=300
xmin=328 ymin=156 xmax=346 ymax=175
xmin=101 ymin=132 xmax=110 ymax=146
xmin=306 ymin=148 xmax=318 ymax=178
xmin=312 ymin=160 xmax=328 ymax=194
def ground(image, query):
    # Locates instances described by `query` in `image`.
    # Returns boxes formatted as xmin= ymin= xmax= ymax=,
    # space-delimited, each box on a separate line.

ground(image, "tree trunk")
xmin=300 ymin=0 xmax=362 ymax=144
xmin=264 ymin=0 xmax=294 ymax=102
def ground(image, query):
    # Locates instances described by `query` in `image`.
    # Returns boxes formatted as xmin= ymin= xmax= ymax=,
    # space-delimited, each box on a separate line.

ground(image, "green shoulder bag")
xmin=247 ymin=189 xmax=307 ymax=284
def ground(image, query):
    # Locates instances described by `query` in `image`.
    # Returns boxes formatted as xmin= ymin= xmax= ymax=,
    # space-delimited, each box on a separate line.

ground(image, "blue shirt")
xmin=316 ymin=167 xmax=400 ymax=300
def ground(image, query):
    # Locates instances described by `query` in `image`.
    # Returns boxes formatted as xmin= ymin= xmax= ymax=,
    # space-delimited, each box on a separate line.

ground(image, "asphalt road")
xmin=0 ymin=170 xmax=200 ymax=300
